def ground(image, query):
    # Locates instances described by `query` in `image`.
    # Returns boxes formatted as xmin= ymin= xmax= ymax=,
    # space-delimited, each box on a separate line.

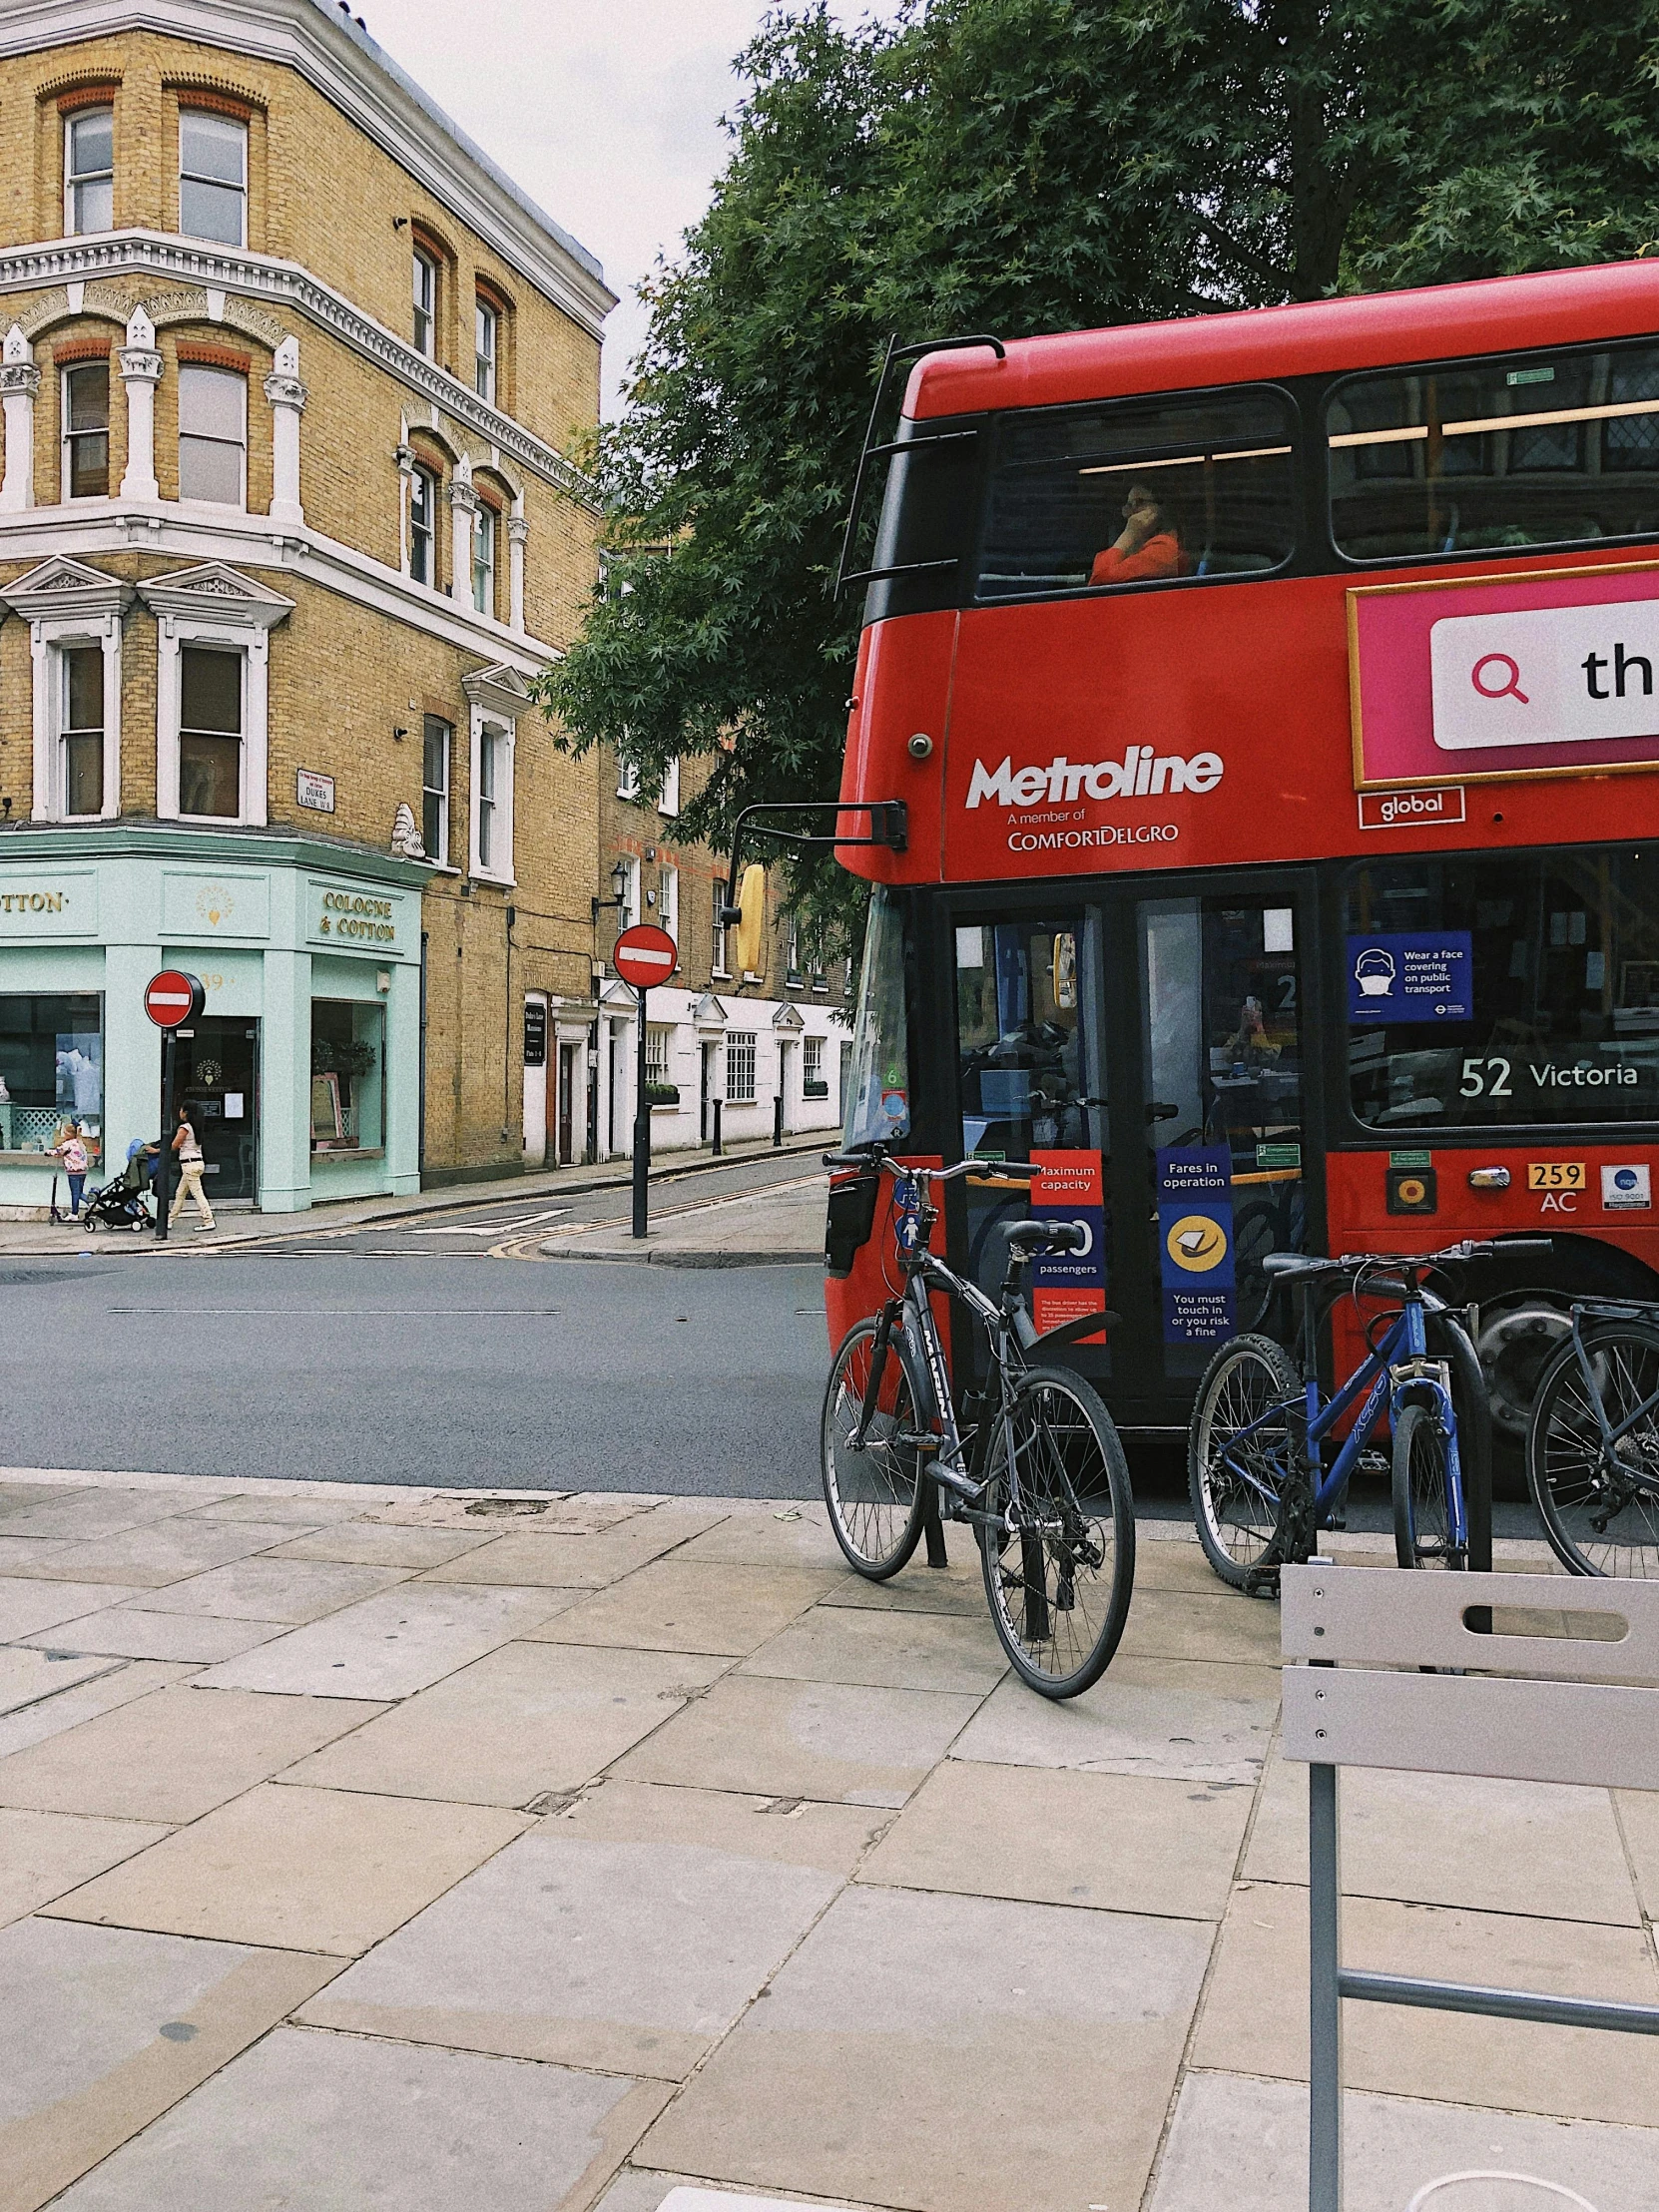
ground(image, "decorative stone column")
xmin=394 ymin=441 xmax=415 ymax=573
xmin=507 ymin=508 xmax=528 ymax=632
xmin=264 ymin=332 xmax=308 ymax=529
xmin=449 ymin=454 xmax=478 ymax=604
xmin=0 ymin=325 xmax=41 ymax=513
xmin=118 ymin=305 xmax=163 ymax=502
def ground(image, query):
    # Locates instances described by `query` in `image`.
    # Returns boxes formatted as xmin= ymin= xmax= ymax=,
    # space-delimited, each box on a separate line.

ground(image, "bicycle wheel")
xmin=1391 ymin=1402 xmax=1463 ymax=1569
xmin=821 ymin=1318 xmax=928 ymax=1579
xmin=1527 ymin=1322 xmax=1659 ymax=1578
xmin=1188 ymin=1334 xmax=1301 ymax=1590
xmin=978 ymin=1366 xmax=1134 ymax=1699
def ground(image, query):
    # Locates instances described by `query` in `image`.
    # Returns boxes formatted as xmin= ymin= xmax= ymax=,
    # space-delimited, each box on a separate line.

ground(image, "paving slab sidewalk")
xmin=0 ymin=1463 xmax=1654 ymax=2212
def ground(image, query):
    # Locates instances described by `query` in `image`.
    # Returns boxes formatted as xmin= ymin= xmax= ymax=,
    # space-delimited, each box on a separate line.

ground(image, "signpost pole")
xmin=155 ymin=1028 xmax=175 ymax=1243
xmin=633 ymin=983 xmax=650 ymax=1239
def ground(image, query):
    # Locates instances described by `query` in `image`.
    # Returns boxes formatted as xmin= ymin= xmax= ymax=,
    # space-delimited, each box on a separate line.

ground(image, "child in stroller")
xmin=81 ymin=1139 xmax=157 ymax=1232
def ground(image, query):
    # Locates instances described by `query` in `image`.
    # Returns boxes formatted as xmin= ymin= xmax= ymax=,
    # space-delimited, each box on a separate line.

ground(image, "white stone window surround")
xmin=139 ymin=562 xmax=293 ymax=829
xmin=461 ymin=662 xmax=529 ymax=886
xmin=0 ymin=556 xmax=131 ymax=824
xmin=0 ymin=234 xmax=594 ymax=504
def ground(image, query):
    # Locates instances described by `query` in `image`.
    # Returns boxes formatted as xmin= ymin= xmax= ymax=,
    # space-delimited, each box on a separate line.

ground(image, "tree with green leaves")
xmin=541 ymin=0 xmax=1659 ymax=900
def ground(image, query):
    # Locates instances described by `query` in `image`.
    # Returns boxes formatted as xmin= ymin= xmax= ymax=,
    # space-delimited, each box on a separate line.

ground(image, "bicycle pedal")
xmin=1242 ymin=1565 xmax=1282 ymax=1601
xmin=898 ymin=1433 xmax=940 ymax=1454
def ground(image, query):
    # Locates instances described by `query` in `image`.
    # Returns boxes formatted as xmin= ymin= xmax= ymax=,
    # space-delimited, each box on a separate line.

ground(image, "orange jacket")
xmin=1089 ymin=531 xmax=1180 ymax=586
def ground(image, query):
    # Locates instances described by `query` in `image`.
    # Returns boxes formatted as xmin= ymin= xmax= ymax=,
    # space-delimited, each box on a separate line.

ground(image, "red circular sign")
xmin=613 ymin=924 xmax=678 ymax=989
xmin=144 ymin=969 xmax=203 ymax=1029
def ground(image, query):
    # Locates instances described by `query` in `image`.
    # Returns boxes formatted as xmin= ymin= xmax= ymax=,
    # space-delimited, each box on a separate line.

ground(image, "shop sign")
xmin=311 ymin=885 xmax=400 ymax=948
xmin=0 ymin=872 xmax=97 ymax=933
xmin=297 ymin=770 xmax=335 ymax=814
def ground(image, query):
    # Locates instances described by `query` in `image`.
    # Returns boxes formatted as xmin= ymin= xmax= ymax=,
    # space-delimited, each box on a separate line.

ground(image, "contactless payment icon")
xmin=1165 ymin=1214 xmax=1229 ymax=1273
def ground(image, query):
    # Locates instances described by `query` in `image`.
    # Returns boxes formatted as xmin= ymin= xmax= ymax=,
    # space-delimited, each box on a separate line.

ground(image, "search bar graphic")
xmin=1430 ymin=597 xmax=1659 ymax=753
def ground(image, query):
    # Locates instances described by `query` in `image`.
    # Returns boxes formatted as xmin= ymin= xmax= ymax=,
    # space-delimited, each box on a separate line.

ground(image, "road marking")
xmin=408 ymin=1210 xmax=571 ymax=1237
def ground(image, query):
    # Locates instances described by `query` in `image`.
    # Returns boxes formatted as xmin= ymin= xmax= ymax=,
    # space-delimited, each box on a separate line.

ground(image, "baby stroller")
xmin=81 ymin=1143 xmax=156 ymax=1233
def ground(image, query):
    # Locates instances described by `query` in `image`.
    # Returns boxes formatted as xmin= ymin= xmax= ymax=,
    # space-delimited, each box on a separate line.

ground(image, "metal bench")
xmin=1280 ymin=1562 xmax=1659 ymax=2211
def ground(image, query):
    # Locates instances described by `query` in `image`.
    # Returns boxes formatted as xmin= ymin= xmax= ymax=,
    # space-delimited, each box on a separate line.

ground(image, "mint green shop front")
xmin=0 ymin=828 xmax=425 ymax=1218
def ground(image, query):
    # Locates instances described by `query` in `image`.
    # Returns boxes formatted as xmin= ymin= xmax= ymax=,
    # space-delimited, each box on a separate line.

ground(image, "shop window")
xmin=65 ymin=106 xmax=114 ymax=235
xmin=62 ymin=361 xmax=110 ymax=498
xmin=59 ymin=644 xmax=105 ymax=817
xmin=178 ymin=364 xmax=246 ymax=505
xmin=310 ymin=999 xmax=384 ymax=1154
xmin=412 ymin=247 xmax=437 ymax=356
xmin=409 ymin=463 xmax=438 ymax=584
xmin=178 ymin=644 xmax=243 ymax=819
xmin=179 ymin=110 xmax=247 ymax=247
xmin=469 ymin=716 xmax=514 ymax=881
xmin=726 ymin=1029 xmax=758 ymax=1104
xmin=475 ymin=296 xmax=497 ymax=401
xmin=421 ymin=714 xmax=450 ymax=863
xmin=472 ymin=502 xmax=496 ymax=615
xmin=0 ymin=994 xmax=103 ymax=1157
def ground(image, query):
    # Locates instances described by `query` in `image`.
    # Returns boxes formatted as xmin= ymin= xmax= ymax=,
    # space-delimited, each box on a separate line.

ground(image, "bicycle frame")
xmin=1563 ymin=1304 xmax=1659 ymax=1505
xmin=850 ymin=1169 xmax=1037 ymax=1532
xmin=1221 ymin=1284 xmax=1466 ymax=1555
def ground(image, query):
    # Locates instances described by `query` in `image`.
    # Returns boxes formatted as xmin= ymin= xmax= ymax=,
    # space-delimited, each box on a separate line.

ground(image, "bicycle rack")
xmin=1281 ymin=1563 xmax=1659 ymax=2211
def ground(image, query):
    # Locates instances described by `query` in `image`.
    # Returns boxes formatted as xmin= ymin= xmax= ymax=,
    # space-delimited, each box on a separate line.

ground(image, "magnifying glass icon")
xmin=1471 ymin=652 xmax=1528 ymax=704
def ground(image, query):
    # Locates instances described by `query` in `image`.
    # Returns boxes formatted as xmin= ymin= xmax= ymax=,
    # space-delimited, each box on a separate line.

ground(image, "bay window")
xmin=177 ymin=646 xmax=243 ymax=820
xmin=65 ymin=107 xmax=113 ymax=235
xmin=179 ymin=110 xmax=247 ymax=248
xmin=409 ymin=463 xmax=438 ymax=585
xmin=178 ymin=365 xmax=246 ymax=506
xmin=62 ymin=361 xmax=110 ymax=499
xmin=60 ymin=646 xmax=105 ymax=818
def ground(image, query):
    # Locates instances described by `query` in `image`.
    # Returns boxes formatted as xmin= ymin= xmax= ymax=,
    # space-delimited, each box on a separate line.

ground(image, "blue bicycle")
xmin=1188 ymin=1240 xmax=1546 ymax=1590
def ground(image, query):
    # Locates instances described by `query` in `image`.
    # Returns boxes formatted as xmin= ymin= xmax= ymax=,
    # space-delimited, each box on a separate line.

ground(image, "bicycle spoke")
xmin=983 ymin=1378 xmax=1126 ymax=1690
xmin=1535 ymin=1328 xmax=1659 ymax=1577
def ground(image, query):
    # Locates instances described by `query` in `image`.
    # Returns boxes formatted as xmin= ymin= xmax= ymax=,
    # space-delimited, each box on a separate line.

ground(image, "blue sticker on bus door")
xmin=1347 ymin=931 xmax=1472 ymax=1023
xmin=1157 ymin=1147 xmax=1236 ymax=1343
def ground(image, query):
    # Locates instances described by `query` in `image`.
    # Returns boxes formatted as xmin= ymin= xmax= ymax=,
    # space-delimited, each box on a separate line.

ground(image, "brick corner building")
xmin=0 ymin=0 xmax=613 ymax=1216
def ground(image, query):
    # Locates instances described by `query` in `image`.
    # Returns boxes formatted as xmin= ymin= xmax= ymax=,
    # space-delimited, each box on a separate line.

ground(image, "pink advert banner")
xmin=1350 ymin=562 xmax=1659 ymax=789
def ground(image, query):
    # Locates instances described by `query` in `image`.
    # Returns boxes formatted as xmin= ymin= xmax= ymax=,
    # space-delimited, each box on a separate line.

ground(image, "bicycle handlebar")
xmin=1261 ymin=1236 xmax=1553 ymax=1281
xmin=823 ymin=1146 xmax=1040 ymax=1183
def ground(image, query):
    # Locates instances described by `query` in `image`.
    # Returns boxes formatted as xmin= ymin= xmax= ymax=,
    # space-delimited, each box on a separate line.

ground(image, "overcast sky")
xmin=360 ymin=0 xmax=908 ymax=416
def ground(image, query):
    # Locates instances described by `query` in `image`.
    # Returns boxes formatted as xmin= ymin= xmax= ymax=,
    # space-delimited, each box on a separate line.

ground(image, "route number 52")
xmin=1460 ymin=1056 xmax=1512 ymax=1098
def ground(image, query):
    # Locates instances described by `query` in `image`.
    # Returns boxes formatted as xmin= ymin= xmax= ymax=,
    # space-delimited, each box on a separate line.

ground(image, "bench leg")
xmin=1310 ymin=1760 xmax=1342 ymax=2211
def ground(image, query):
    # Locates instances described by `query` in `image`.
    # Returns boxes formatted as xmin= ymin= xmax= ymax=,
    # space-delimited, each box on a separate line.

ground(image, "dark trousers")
xmin=67 ymin=1173 xmax=85 ymax=1215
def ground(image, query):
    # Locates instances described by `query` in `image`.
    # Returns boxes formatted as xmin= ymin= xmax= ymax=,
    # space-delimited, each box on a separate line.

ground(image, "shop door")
xmin=557 ymin=1042 xmax=577 ymax=1165
xmin=177 ymin=1018 xmax=259 ymax=1203
xmin=948 ymin=876 xmax=1318 ymax=1425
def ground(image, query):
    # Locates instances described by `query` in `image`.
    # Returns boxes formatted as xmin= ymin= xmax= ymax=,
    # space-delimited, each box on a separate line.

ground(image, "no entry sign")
xmin=144 ymin=969 xmax=205 ymax=1029
xmin=613 ymin=924 xmax=677 ymax=989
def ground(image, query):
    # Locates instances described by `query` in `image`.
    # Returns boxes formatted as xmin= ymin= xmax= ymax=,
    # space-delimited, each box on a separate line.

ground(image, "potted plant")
xmin=645 ymin=1081 xmax=680 ymax=1106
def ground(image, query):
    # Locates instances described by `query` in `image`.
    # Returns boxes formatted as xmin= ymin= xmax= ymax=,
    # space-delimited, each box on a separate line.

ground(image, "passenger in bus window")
xmin=1089 ymin=484 xmax=1183 ymax=586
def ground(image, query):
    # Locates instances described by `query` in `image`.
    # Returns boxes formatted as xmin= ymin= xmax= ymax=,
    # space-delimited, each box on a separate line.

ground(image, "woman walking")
xmin=168 ymin=1104 xmax=216 ymax=1234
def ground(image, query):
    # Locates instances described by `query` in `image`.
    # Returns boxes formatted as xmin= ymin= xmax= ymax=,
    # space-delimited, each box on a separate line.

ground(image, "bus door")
xmin=1127 ymin=881 xmax=1317 ymax=1411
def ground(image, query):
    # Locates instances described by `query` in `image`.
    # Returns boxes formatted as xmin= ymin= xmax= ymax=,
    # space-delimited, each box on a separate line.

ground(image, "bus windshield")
xmin=1347 ymin=845 xmax=1659 ymax=1129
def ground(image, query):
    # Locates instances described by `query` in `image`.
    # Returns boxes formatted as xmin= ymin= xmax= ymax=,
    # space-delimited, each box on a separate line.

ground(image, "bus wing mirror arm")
xmin=720 ymin=802 xmax=909 ymax=920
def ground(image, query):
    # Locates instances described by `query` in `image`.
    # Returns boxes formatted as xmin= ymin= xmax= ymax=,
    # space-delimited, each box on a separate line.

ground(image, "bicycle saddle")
xmin=1008 ymin=1220 xmax=1088 ymax=1254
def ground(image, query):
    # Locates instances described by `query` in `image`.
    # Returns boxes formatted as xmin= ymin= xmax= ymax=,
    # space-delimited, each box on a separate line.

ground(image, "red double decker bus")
xmin=826 ymin=261 xmax=1659 ymax=1456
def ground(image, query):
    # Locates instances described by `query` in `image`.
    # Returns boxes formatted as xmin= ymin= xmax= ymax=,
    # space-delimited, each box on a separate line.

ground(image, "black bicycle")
xmin=1526 ymin=1299 xmax=1659 ymax=1577
xmin=820 ymin=1143 xmax=1135 ymax=1698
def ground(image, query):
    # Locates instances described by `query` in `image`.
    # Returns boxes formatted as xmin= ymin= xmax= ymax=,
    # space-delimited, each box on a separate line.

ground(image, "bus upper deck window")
xmin=975 ymin=386 xmax=1296 ymax=603
xmin=1329 ymin=339 xmax=1659 ymax=562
